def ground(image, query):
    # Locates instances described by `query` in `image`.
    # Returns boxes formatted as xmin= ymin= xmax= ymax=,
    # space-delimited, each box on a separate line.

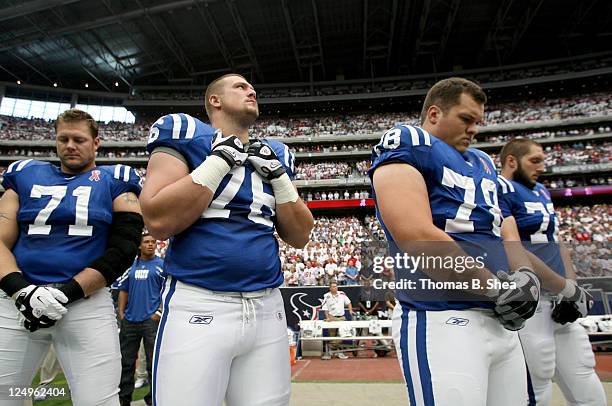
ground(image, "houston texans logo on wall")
xmin=289 ymin=292 xmax=324 ymax=322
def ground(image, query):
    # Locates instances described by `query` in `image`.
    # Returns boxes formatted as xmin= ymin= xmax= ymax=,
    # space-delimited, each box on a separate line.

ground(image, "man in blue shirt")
xmin=344 ymin=259 xmax=360 ymax=285
xmin=111 ymin=271 xmax=130 ymax=315
xmin=118 ymin=233 xmax=165 ymax=406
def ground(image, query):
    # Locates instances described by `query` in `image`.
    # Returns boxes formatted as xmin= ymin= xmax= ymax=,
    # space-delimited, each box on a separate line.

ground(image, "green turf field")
xmin=30 ymin=375 xmax=612 ymax=405
xmin=32 ymin=373 xmax=149 ymax=406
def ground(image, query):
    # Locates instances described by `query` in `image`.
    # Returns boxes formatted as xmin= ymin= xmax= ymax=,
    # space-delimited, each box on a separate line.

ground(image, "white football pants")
xmin=519 ymin=299 xmax=606 ymax=406
xmin=0 ymin=288 xmax=121 ymax=406
xmin=392 ymin=304 xmax=531 ymax=406
xmin=152 ymin=277 xmax=291 ymax=406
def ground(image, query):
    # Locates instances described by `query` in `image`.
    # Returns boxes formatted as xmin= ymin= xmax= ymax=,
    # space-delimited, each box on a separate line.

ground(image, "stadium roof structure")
xmin=0 ymin=0 xmax=610 ymax=90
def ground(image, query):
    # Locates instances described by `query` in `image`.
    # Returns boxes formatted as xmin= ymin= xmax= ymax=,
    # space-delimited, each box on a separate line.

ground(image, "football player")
xmin=0 ymin=108 xmax=143 ymax=405
xmin=140 ymin=74 xmax=313 ymax=406
xmin=369 ymin=77 xmax=551 ymax=405
xmin=498 ymin=138 xmax=606 ymax=406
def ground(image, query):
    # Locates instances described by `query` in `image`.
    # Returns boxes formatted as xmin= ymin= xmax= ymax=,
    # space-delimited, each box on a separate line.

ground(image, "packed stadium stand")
xmin=1 ymin=1 xmax=611 ymax=402
xmin=274 ymin=203 xmax=612 ymax=287
xmin=1 ymin=94 xmax=610 ymax=281
xmin=2 ymin=91 xmax=612 ymax=140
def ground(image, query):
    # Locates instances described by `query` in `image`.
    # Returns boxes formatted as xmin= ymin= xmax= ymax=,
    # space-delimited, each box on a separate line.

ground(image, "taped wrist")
xmin=90 ymin=212 xmax=143 ymax=285
xmin=0 ymin=272 xmax=30 ymax=298
xmin=270 ymin=173 xmax=299 ymax=205
xmin=190 ymin=155 xmax=231 ymax=192
xmin=210 ymin=150 xmax=235 ymax=168
xmin=59 ymin=279 xmax=85 ymax=303
xmin=559 ymin=279 xmax=577 ymax=299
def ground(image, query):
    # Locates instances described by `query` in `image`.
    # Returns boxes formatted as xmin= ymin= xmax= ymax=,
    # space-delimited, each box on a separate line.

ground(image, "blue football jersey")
xmin=497 ymin=176 xmax=565 ymax=277
xmin=119 ymin=256 xmax=165 ymax=322
xmin=146 ymin=113 xmax=295 ymax=292
xmin=2 ymin=160 xmax=141 ymax=284
xmin=369 ymin=125 xmax=507 ymax=311
xmin=111 ymin=268 xmax=131 ymax=290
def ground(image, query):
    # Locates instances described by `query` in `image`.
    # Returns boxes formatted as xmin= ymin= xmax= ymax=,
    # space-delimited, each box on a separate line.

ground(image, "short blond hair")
xmin=55 ymin=108 xmax=99 ymax=138
xmin=204 ymin=73 xmax=247 ymax=119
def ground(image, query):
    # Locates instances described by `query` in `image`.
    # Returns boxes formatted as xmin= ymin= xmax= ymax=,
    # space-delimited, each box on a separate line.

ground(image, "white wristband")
xmin=190 ymin=155 xmax=231 ymax=192
xmin=559 ymin=279 xmax=577 ymax=299
xmin=270 ymin=173 xmax=299 ymax=205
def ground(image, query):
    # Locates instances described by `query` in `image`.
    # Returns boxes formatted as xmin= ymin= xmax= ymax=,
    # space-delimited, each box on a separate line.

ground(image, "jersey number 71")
xmin=28 ymin=185 xmax=93 ymax=237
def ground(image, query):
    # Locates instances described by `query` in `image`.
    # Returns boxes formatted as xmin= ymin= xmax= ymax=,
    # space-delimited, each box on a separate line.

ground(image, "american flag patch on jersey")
xmin=89 ymin=169 xmax=101 ymax=182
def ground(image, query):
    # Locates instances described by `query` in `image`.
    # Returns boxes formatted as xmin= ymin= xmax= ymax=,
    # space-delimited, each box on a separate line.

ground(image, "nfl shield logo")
xmin=89 ymin=170 xmax=101 ymax=182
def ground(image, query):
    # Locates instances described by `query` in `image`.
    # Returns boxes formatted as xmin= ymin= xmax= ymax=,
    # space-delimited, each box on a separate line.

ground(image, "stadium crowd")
xmin=0 ymin=115 xmax=150 ymax=141
xmin=479 ymin=126 xmax=611 ymax=144
xmin=1 ymin=124 xmax=610 ymax=160
xmin=558 ymin=204 xmax=611 ymax=278
xmin=279 ymin=216 xmax=368 ymax=286
xmin=364 ymin=214 xmax=387 ymax=241
xmin=2 ymin=92 xmax=612 ymax=141
xmin=292 ymin=143 xmax=372 ymax=153
xmin=0 ymin=148 xmax=149 ymax=159
xmin=289 ymin=126 xmax=611 ymax=151
xmin=485 ymin=93 xmax=612 ymax=125
xmin=275 ymin=204 xmax=611 ymax=287
xmin=542 ymin=176 xmax=612 ymax=189
xmin=1 ymin=164 xmax=610 ymax=194
xmin=558 ymin=204 xmax=611 ymax=243
xmin=1 ymin=156 xmax=607 ymax=285
xmin=0 ymin=92 xmax=610 ymax=286
xmin=252 ymin=93 xmax=612 ymax=138
xmin=300 ymin=190 xmax=370 ymax=201
xmin=294 ymin=160 xmax=370 ymax=180
xmin=542 ymin=142 xmax=611 ymax=166
xmin=489 ymin=142 xmax=611 ymax=168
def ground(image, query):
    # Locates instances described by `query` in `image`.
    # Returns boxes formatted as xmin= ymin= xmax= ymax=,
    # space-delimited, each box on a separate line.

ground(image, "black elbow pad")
xmin=89 ymin=212 xmax=144 ymax=285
